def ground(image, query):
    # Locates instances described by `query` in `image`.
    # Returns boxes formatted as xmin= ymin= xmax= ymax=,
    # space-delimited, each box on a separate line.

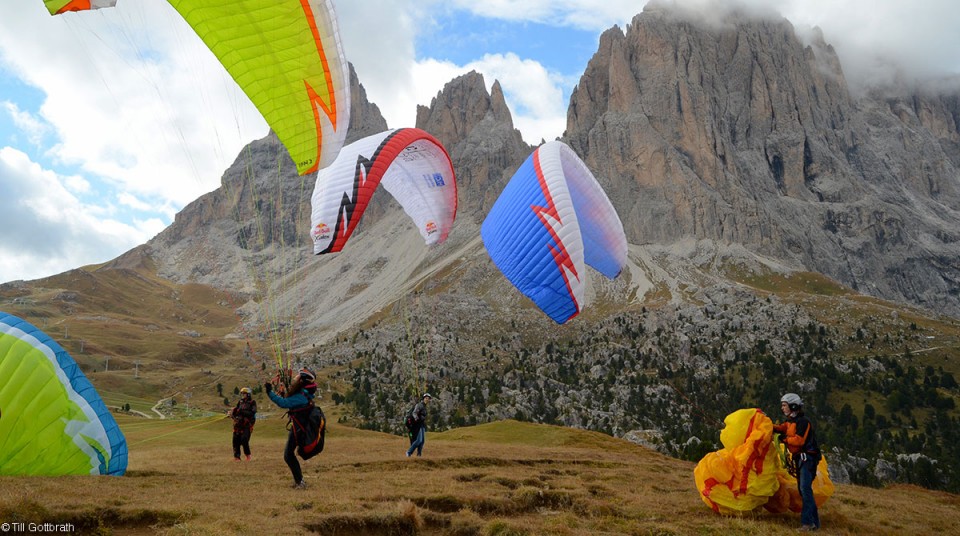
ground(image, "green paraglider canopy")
xmin=0 ymin=311 xmax=127 ymax=475
xmin=42 ymin=0 xmax=351 ymax=176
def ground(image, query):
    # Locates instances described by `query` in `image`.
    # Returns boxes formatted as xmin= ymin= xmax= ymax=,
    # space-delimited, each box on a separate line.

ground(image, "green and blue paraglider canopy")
xmin=0 ymin=311 xmax=127 ymax=475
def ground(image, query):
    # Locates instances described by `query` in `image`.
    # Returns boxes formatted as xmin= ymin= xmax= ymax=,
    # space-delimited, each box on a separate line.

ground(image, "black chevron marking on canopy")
xmin=318 ymin=130 xmax=405 ymax=254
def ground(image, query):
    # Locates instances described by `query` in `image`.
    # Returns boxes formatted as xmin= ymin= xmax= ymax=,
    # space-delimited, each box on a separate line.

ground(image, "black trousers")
xmin=284 ymin=431 xmax=302 ymax=484
xmin=232 ymin=429 xmax=251 ymax=458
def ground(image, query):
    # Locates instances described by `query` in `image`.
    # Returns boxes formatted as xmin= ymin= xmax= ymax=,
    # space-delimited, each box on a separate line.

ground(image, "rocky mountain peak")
xmin=416 ymin=70 xmax=501 ymax=148
xmin=346 ymin=63 xmax=389 ymax=141
xmin=416 ymin=71 xmax=531 ymax=218
xmin=564 ymin=7 xmax=960 ymax=316
xmin=489 ymin=80 xmax=513 ymax=128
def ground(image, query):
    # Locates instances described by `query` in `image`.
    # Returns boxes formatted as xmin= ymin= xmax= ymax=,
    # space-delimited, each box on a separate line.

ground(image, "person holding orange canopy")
xmin=774 ymin=393 xmax=821 ymax=531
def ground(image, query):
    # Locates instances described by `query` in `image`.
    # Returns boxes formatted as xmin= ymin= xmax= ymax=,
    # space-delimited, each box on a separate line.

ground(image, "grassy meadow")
xmin=2 ymin=414 xmax=959 ymax=535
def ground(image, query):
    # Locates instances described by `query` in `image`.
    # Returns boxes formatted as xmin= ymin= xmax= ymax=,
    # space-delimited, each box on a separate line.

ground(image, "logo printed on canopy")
xmin=312 ymin=223 xmax=332 ymax=242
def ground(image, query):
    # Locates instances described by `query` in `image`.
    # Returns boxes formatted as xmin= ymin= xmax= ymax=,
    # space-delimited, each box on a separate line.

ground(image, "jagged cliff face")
xmin=565 ymin=5 xmax=960 ymax=315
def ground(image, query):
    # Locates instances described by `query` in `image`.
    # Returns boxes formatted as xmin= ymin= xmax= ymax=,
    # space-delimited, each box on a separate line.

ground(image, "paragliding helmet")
xmin=298 ymin=368 xmax=318 ymax=392
xmin=422 ymin=393 xmax=433 ymax=400
xmin=781 ymin=393 xmax=803 ymax=412
xmin=240 ymin=387 xmax=252 ymax=396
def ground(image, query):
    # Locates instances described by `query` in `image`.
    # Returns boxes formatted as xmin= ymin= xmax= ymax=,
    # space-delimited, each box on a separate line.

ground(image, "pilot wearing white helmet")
xmin=774 ymin=392 xmax=821 ymax=531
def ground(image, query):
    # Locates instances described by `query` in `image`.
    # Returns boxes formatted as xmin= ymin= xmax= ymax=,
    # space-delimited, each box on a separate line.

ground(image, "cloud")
xmin=640 ymin=0 xmax=960 ymax=90
xmin=354 ymin=53 xmax=568 ymax=145
xmin=0 ymin=1 xmax=265 ymax=208
xmin=2 ymin=101 xmax=49 ymax=146
xmin=117 ymin=192 xmax=154 ymax=212
xmin=0 ymin=147 xmax=157 ymax=282
xmin=335 ymin=0 xmax=421 ymax=129
xmin=444 ymin=0 xmax=960 ymax=89
xmin=444 ymin=0 xmax=640 ymax=30
xmin=462 ymin=53 xmax=568 ymax=143
xmin=776 ymin=0 xmax=960 ymax=90
xmin=62 ymin=174 xmax=92 ymax=195
xmin=337 ymin=1 xmax=571 ymax=143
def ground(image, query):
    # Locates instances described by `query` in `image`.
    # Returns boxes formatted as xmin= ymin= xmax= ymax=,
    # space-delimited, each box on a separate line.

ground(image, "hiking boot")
xmin=798 ymin=526 xmax=817 ymax=532
xmin=233 ymin=457 xmax=241 ymax=462
xmin=245 ymin=455 xmax=251 ymax=461
xmin=292 ymin=481 xmax=307 ymax=490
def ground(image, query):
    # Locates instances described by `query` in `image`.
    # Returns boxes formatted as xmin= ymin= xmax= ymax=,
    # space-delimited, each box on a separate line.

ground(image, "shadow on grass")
xmin=337 ymin=456 xmax=626 ymax=473
xmin=303 ymin=486 xmax=589 ymax=536
xmin=304 ymin=501 xmax=463 ymax=535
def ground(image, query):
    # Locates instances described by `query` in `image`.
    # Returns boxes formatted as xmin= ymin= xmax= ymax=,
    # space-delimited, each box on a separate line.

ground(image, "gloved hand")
xmin=264 ymin=382 xmax=273 ymax=393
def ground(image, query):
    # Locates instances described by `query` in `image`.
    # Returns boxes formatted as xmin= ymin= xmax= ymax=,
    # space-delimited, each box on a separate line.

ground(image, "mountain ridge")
xmin=12 ymin=6 xmax=959 ymax=326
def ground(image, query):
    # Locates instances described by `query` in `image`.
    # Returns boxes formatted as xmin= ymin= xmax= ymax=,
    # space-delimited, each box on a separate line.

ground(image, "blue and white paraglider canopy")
xmin=481 ymin=141 xmax=627 ymax=324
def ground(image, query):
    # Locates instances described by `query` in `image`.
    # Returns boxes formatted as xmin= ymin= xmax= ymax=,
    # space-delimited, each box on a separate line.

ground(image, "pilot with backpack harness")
xmin=774 ymin=393 xmax=822 ymax=531
xmin=265 ymin=368 xmax=326 ymax=489
xmin=230 ymin=387 xmax=257 ymax=461
xmin=405 ymin=393 xmax=431 ymax=458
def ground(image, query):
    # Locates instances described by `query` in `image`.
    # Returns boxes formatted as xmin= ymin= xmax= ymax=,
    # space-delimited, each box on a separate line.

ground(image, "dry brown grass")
xmin=2 ymin=418 xmax=958 ymax=535
xmin=0 ymin=264 xmax=256 ymax=414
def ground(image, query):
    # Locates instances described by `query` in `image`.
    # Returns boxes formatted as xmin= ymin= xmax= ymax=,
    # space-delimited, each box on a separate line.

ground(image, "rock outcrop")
xmin=417 ymin=71 xmax=531 ymax=219
xmin=565 ymin=5 xmax=960 ymax=315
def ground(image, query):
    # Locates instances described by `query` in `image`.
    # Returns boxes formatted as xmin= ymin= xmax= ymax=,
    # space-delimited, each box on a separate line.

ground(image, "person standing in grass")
xmin=405 ymin=393 xmax=432 ymax=458
xmin=774 ymin=393 xmax=821 ymax=532
xmin=230 ymin=387 xmax=257 ymax=461
xmin=265 ymin=368 xmax=318 ymax=489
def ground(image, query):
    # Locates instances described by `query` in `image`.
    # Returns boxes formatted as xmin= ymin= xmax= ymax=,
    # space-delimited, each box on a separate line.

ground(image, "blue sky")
xmin=416 ymin=11 xmax=599 ymax=79
xmin=1 ymin=0 xmax=959 ymax=283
